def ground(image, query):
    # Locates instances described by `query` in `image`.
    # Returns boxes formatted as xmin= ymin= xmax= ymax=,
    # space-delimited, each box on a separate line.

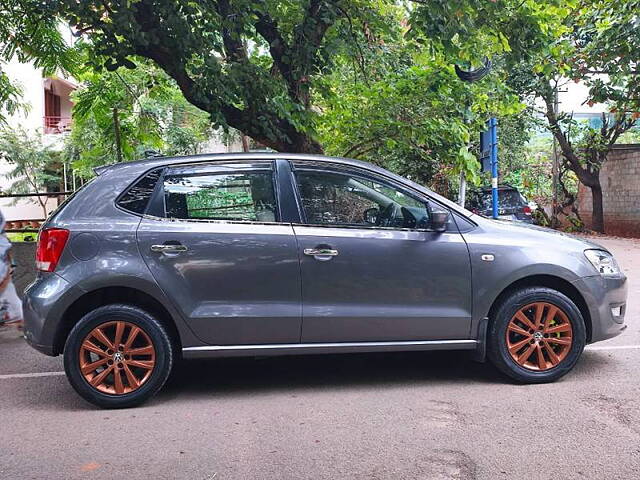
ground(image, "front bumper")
xmin=572 ymin=274 xmax=628 ymax=343
xmin=23 ymin=273 xmax=83 ymax=356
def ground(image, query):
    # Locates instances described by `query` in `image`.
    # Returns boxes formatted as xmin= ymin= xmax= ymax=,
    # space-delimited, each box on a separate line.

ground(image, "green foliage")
xmin=65 ymin=60 xmax=212 ymax=177
xmin=317 ymin=37 xmax=524 ymax=190
xmin=0 ymin=71 xmax=24 ymax=125
xmin=49 ymin=0 xmax=398 ymax=152
xmin=44 ymin=0 xmax=552 ymax=155
xmin=408 ymin=0 xmax=573 ymax=66
xmin=482 ymin=0 xmax=640 ymax=231
xmin=0 ymin=128 xmax=61 ymax=217
xmin=0 ymin=0 xmax=81 ymax=75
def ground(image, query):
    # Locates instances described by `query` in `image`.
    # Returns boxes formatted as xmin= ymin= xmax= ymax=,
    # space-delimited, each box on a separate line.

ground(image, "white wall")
xmin=2 ymin=59 xmax=44 ymax=132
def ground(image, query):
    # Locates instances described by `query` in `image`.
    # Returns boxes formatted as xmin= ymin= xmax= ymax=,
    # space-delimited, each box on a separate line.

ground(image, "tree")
xmin=313 ymin=4 xmax=531 ymax=192
xmin=505 ymin=1 xmax=640 ymax=233
xmin=65 ymin=61 xmax=213 ymax=177
xmin=43 ymin=0 xmax=401 ymax=153
xmin=412 ymin=0 xmax=639 ymax=232
xmin=47 ymin=0 xmax=565 ymax=156
xmin=318 ymin=57 xmax=522 ymax=190
xmin=0 ymin=128 xmax=61 ymax=219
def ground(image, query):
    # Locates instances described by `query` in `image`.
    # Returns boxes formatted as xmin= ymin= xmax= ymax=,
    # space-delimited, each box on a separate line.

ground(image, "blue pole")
xmin=490 ymin=117 xmax=499 ymax=219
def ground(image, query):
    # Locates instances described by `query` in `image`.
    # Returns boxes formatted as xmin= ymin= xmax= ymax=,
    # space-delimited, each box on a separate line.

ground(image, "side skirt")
xmin=182 ymin=339 xmax=478 ymax=359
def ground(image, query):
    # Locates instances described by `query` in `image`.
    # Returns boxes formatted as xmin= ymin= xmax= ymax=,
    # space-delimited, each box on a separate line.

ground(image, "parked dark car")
xmin=466 ymin=184 xmax=534 ymax=223
xmin=23 ymin=154 xmax=627 ymax=408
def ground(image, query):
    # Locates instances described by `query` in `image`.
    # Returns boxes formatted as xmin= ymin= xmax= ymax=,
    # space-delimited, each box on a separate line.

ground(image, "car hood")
xmin=471 ymin=215 xmax=609 ymax=253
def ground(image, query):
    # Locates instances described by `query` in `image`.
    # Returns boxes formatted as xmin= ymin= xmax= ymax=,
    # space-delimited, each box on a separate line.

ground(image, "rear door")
xmin=290 ymin=162 xmax=473 ymax=343
xmin=137 ymin=160 xmax=302 ymax=345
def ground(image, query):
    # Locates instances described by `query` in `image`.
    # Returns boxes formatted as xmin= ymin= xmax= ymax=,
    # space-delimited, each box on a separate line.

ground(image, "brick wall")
xmin=577 ymin=144 xmax=640 ymax=237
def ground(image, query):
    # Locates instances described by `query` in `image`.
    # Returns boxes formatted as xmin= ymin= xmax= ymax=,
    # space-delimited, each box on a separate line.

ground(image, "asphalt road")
xmin=1 ymin=236 xmax=639 ymax=480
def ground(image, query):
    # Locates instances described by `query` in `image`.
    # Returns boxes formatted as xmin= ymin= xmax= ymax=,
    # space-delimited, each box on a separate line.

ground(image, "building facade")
xmin=0 ymin=58 xmax=76 ymax=222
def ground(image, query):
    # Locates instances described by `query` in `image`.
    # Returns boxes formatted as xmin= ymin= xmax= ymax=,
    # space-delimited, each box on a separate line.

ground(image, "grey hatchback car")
xmin=23 ymin=153 xmax=627 ymax=408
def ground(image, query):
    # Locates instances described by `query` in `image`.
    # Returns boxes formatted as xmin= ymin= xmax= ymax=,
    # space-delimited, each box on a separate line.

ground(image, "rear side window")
xmin=163 ymin=172 xmax=277 ymax=222
xmin=117 ymin=169 xmax=162 ymax=214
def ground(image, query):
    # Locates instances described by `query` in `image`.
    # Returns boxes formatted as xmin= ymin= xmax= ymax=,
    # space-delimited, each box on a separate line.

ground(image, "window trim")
xmin=155 ymin=162 xmax=281 ymax=224
xmin=290 ymin=161 xmax=457 ymax=233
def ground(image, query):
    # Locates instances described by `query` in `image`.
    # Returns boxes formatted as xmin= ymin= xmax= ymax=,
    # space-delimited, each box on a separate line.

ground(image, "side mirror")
xmin=363 ymin=207 xmax=379 ymax=225
xmin=430 ymin=210 xmax=450 ymax=233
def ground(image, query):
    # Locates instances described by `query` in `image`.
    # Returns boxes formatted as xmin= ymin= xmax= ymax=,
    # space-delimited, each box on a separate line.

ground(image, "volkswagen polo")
xmin=23 ymin=154 xmax=627 ymax=408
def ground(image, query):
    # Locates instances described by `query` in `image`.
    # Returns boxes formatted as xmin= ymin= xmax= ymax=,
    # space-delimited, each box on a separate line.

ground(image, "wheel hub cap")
xmin=79 ymin=321 xmax=156 ymax=395
xmin=505 ymin=302 xmax=573 ymax=371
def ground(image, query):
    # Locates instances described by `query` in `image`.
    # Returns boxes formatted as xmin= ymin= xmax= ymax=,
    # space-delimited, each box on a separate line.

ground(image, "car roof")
xmin=93 ymin=152 xmax=371 ymax=175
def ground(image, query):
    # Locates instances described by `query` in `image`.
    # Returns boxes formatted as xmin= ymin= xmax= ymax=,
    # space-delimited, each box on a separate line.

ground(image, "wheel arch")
xmin=54 ymin=286 xmax=183 ymax=356
xmin=485 ymin=274 xmax=592 ymax=343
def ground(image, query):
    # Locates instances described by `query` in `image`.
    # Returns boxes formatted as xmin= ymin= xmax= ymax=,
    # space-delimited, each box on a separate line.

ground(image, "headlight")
xmin=584 ymin=249 xmax=621 ymax=277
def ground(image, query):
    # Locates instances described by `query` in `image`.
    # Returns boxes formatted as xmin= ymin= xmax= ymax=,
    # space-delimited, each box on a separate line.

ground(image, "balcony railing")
xmin=43 ymin=116 xmax=72 ymax=134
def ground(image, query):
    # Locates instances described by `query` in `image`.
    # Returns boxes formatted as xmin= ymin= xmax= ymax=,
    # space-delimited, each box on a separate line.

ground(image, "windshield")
xmin=471 ymin=190 xmax=526 ymax=212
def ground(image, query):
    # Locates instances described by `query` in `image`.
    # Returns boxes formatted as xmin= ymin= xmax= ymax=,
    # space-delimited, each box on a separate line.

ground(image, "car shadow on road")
xmin=156 ymin=348 xmax=621 ymax=404
xmin=4 ymin=349 xmax=617 ymax=412
xmin=158 ymin=350 xmax=504 ymax=401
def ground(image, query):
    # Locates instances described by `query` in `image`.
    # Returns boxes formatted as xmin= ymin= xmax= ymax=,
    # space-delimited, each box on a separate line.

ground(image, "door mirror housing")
xmin=430 ymin=210 xmax=450 ymax=232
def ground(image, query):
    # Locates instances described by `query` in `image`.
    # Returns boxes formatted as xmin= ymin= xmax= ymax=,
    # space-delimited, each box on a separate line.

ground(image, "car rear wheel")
xmin=487 ymin=287 xmax=586 ymax=383
xmin=63 ymin=304 xmax=173 ymax=408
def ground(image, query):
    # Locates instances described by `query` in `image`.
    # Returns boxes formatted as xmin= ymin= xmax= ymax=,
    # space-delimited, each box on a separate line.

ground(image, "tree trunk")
xmin=458 ymin=172 xmax=467 ymax=207
xmin=241 ymin=135 xmax=250 ymax=152
xmin=289 ymin=133 xmax=323 ymax=154
xmin=590 ymin=181 xmax=605 ymax=233
xmin=113 ymin=108 xmax=123 ymax=163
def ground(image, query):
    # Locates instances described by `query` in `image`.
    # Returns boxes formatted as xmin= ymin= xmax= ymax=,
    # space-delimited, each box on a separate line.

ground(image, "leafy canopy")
xmin=66 ymin=60 xmax=213 ymax=177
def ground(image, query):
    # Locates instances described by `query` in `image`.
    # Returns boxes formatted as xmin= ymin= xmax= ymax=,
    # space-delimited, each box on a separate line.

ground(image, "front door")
xmin=137 ymin=161 xmax=301 ymax=345
xmin=291 ymin=163 xmax=472 ymax=343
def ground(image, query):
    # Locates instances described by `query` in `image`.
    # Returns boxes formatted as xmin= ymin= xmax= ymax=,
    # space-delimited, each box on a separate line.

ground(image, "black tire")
xmin=63 ymin=304 xmax=174 ymax=408
xmin=487 ymin=287 xmax=586 ymax=383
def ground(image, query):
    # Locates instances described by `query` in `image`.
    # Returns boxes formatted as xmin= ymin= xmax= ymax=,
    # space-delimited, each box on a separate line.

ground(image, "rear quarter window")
xmin=116 ymin=169 xmax=162 ymax=215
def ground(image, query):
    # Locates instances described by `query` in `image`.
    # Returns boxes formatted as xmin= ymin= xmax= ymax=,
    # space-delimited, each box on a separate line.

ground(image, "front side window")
xmin=295 ymin=169 xmax=430 ymax=229
xmin=163 ymin=171 xmax=277 ymax=222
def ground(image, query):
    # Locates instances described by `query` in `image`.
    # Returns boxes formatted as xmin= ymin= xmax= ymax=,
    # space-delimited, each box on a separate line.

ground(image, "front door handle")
xmin=304 ymin=247 xmax=339 ymax=261
xmin=150 ymin=244 xmax=188 ymax=253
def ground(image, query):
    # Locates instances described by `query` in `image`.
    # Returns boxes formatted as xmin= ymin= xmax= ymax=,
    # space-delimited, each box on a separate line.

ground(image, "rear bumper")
xmin=23 ymin=273 xmax=83 ymax=357
xmin=572 ymin=274 xmax=628 ymax=343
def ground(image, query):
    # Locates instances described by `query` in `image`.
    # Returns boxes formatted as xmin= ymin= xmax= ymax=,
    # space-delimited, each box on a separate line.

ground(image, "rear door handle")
xmin=304 ymin=248 xmax=338 ymax=257
xmin=150 ymin=244 xmax=188 ymax=253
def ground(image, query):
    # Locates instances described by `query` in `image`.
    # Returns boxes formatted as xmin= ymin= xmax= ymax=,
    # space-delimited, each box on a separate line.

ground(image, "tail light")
xmin=36 ymin=228 xmax=70 ymax=272
xmin=522 ymin=206 xmax=532 ymax=215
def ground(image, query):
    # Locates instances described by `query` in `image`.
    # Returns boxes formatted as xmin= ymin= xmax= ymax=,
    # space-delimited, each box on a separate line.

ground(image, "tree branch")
xmin=215 ymin=0 xmax=248 ymax=63
xmin=542 ymin=92 xmax=596 ymax=186
xmin=253 ymin=10 xmax=297 ymax=98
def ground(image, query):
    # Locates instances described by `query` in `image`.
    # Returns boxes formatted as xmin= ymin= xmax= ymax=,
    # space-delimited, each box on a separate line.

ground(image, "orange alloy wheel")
xmin=505 ymin=302 xmax=573 ymax=371
xmin=79 ymin=321 xmax=156 ymax=395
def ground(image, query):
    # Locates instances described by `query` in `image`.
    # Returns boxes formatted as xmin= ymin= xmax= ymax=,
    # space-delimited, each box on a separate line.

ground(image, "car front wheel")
xmin=63 ymin=304 xmax=174 ymax=408
xmin=487 ymin=287 xmax=586 ymax=383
